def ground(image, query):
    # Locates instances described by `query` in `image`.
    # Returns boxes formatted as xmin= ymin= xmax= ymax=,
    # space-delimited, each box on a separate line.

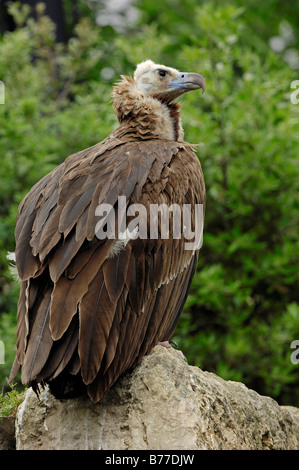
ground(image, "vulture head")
xmin=112 ymin=59 xmax=205 ymax=141
xmin=133 ymin=59 xmax=205 ymax=102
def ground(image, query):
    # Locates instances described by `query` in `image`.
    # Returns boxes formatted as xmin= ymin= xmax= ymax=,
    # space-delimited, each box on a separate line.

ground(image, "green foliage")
xmin=0 ymin=1 xmax=299 ymax=407
xmin=170 ymin=4 xmax=299 ymax=406
xmin=0 ymin=386 xmax=25 ymax=418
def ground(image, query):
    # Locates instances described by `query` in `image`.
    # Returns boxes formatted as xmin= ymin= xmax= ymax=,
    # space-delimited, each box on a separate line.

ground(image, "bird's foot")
xmin=157 ymin=340 xmax=186 ymax=360
xmin=157 ymin=340 xmax=177 ymax=348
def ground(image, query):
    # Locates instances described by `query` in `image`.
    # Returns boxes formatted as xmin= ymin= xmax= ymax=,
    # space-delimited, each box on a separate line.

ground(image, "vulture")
xmin=9 ymin=60 xmax=206 ymax=403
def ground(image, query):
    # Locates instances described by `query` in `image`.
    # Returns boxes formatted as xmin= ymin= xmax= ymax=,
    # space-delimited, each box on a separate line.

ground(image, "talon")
xmin=157 ymin=340 xmax=178 ymax=348
xmin=157 ymin=341 xmax=173 ymax=348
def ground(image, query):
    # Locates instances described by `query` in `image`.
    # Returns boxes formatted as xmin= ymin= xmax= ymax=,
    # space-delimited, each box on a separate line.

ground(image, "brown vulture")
xmin=9 ymin=60 xmax=206 ymax=403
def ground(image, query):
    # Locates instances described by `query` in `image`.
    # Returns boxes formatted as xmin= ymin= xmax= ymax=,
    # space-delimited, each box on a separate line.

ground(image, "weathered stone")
xmin=15 ymin=346 xmax=299 ymax=450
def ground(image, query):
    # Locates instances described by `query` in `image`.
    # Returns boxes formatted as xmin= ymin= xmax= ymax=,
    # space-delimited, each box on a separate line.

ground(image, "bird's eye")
xmin=158 ymin=69 xmax=167 ymax=77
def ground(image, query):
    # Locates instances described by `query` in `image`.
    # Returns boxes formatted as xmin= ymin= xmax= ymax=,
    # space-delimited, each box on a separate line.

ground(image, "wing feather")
xmin=14 ymin=281 xmax=28 ymax=364
xmin=35 ymin=206 xmax=63 ymax=261
xmin=59 ymin=186 xmax=95 ymax=235
xmin=49 ymin=241 xmax=114 ymax=340
xmin=103 ymin=247 xmax=131 ymax=303
xmin=21 ymin=288 xmax=53 ymax=384
xmin=15 ymin=211 xmax=41 ymax=280
xmin=37 ymin=315 xmax=78 ymax=381
xmin=48 ymin=232 xmax=83 ymax=283
xmin=79 ymin=269 xmax=116 ymax=384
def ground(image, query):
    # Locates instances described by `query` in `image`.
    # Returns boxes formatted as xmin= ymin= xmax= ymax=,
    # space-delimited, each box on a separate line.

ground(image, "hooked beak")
xmin=168 ymin=72 xmax=206 ymax=94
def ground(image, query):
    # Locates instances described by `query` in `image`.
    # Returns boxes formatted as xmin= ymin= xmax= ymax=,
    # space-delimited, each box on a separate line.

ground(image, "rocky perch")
xmin=12 ymin=346 xmax=299 ymax=450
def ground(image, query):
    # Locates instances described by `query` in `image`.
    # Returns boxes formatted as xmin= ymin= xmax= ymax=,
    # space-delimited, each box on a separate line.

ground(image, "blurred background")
xmin=0 ymin=0 xmax=299 ymax=407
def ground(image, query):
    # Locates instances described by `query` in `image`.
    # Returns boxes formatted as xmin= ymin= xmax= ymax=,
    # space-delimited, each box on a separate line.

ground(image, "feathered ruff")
xmin=112 ymin=76 xmax=184 ymax=142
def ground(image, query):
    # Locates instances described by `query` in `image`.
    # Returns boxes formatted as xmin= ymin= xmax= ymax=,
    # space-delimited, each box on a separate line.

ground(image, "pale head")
xmin=133 ymin=60 xmax=205 ymax=102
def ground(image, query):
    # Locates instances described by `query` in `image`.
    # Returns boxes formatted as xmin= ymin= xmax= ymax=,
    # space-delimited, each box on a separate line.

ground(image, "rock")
xmin=15 ymin=346 xmax=299 ymax=450
xmin=0 ymin=416 xmax=16 ymax=450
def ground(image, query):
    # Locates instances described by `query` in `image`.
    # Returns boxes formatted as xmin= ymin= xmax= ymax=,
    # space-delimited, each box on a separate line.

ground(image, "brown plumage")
xmin=9 ymin=60 xmax=206 ymax=403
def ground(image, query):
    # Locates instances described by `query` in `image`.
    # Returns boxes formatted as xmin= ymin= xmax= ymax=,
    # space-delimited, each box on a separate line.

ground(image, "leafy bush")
xmin=0 ymin=1 xmax=298 ymax=406
xmin=0 ymin=387 xmax=25 ymax=418
xmin=171 ymin=4 xmax=299 ymax=406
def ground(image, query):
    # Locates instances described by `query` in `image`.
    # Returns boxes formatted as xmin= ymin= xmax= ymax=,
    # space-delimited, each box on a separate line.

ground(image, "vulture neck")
xmin=112 ymin=76 xmax=184 ymax=142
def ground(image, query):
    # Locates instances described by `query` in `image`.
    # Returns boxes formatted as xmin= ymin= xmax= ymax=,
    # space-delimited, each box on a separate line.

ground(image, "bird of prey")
xmin=9 ymin=60 xmax=206 ymax=403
